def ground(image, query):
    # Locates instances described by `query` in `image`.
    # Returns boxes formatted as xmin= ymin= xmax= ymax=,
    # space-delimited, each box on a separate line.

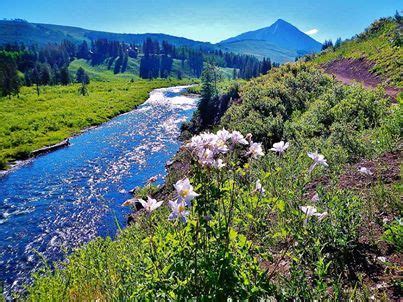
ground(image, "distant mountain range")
xmin=0 ymin=19 xmax=322 ymax=63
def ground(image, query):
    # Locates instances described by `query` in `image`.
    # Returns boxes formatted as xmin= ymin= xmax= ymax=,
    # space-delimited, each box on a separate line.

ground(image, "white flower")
xmin=307 ymin=151 xmax=328 ymax=173
xmin=174 ymin=178 xmax=199 ymax=206
xmin=230 ymin=131 xmax=248 ymax=145
xmin=254 ymin=179 xmax=265 ymax=195
xmin=358 ymin=167 xmax=373 ymax=176
xmin=198 ymin=148 xmax=215 ymax=166
xmin=300 ymin=205 xmax=318 ymax=216
xmin=168 ymin=200 xmax=189 ymax=223
xmin=211 ymin=138 xmax=229 ymax=155
xmin=138 ymin=196 xmax=163 ymax=213
xmin=300 ymin=205 xmax=328 ymax=222
xmin=270 ymin=141 xmax=290 ymax=154
xmin=246 ymin=142 xmax=264 ymax=159
xmin=212 ymin=158 xmax=226 ymax=170
xmin=216 ymin=128 xmax=231 ymax=142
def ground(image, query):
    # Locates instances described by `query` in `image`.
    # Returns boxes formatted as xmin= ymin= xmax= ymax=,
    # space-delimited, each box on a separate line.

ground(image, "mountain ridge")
xmin=0 ymin=19 xmax=322 ymax=63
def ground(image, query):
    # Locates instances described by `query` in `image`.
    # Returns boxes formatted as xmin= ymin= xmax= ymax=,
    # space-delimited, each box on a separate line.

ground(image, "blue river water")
xmin=0 ymin=86 xmax=198 ymax=296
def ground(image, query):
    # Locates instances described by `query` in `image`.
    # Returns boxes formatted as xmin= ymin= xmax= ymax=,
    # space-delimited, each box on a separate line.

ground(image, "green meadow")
xmin=0 ymin=78 xmax=192 ymax=168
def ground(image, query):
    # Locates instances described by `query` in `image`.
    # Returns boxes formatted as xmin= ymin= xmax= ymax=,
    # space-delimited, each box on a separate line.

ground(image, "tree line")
xmin=0 ymin=38 xmax=279 ymax=98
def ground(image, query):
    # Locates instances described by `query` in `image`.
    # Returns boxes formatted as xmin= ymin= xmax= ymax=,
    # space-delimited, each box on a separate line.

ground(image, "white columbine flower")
xmin=231 ymin=131 xmax=249 ymax=145
xmin=168 ymin=200 xmax=189 ymax=223
xmin=211 ymin=138 xmax=229 ymax=155
xmin=247 ymin=142 xmax=264 ymax=159
xmin=254 ymin=179 xmax=265 ymax=195
xmin=216 ymin=128 xmax=231 ymax=142
xmin=174 ymin=178 xmax=199 ymax=206
xmin=270 ymin=141 xmax=290 ymax=154
xmin=138 ymin=196 xmax=163 ymax=213
xmin=358 ymin=167 xmax=373 ymax=176
xmin=300 ymin=205 xmax=328 ymax=222
xmin=307 ymin=151 xmax=328 ymax=173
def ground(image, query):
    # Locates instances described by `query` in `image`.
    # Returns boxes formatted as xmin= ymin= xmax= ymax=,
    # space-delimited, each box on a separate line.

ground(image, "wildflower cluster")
xmin=185 ymin=129 xmax=264 ymax=168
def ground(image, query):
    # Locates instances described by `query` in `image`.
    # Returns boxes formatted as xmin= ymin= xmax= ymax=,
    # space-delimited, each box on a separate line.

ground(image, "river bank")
xmin=0 ymin=85 xmax=199 ymax=297
xmin=0 ymin=79 xmax=194 ymax=171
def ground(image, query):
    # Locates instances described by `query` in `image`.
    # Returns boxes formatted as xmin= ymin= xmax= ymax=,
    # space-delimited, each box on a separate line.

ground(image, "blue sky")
xmin=1 ymin=0 xmax=399 ymax=43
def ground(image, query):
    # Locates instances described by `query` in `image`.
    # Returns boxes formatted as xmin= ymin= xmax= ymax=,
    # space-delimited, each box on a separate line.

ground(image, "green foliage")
xmin=24 ymin=58 xmax=401 ymax=300
xmin=383 ymin=218 xmax=403 ymax=252
xmin=222 ymin=63 xmax=395 ymax=163
xmin=0 ymin=78 xmax=192 ymax=165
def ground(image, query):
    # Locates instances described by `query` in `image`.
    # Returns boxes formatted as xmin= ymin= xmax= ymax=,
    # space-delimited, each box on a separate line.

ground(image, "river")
xmin=0 ymin=86 xmax=198 ymax=296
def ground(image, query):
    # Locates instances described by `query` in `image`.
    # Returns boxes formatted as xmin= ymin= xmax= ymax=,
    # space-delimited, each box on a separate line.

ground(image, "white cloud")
xmin=305 ymin=28 xmax=319 ymax=35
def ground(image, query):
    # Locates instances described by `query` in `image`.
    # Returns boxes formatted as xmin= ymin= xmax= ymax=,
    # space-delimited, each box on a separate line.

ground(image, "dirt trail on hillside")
xmin=322 ymin=58 xmax=400 ymax=100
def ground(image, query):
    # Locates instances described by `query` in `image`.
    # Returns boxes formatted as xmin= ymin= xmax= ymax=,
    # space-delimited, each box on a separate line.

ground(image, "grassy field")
xmin=0 ymin=78 xmax=193 ymax=168
xmin=310 ymin=18 xmax=402 ymax=87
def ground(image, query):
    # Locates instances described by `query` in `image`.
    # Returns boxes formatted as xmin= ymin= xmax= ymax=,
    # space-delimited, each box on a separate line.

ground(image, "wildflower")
xmin=211 ymin=138 xmax=229 ymax=155
xmin=212 ymin=158 xmax=226 ymax=170
xmin=358 ymin=166 xmax=373 ymax=176
xmin=247 ymin=142 xmax=264 ymax=159
xmin=138 ymin=196 xmax=163 ymax=213
xmin=300 ymin=205 xmax=328 ymax=222
xmin=197 ymin=148 xmax=215 ymax=166
xmin=300 ymin=205 xmax=318 ymax=216
xmin=174 ymin=178 xmax=199 ymax=206
xmin=254 ymin=179 xmax=265 ymax=195
xmin=270 ymin=141 xmax=290 ymax=154
xmin=216 ymin=128 xmax=231 ymax=142
xmin=307 ymin=151 xmax=328 ymax=173
xmin=168 ymin=200 xmax=189 ymax=223
xmin=230 ymin=131 xmax=248 ymax=145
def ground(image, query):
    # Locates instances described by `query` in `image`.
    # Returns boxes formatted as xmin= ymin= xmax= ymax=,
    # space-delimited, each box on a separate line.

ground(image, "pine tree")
xmin=0 ymin=53 xmax=21 ymax=98
xmin=60 ymin=66 xmax=70 ymax=85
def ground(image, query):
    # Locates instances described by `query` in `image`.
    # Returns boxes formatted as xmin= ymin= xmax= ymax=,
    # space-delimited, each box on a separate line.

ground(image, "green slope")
xmin=217 ymin=39 xmax=300 ymax=63
xmin=310 ymin=17 xmax=402 ymax=87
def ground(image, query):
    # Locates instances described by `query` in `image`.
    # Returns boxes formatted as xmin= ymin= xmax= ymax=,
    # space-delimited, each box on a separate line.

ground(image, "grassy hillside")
xmin=0 ymin=78 xmax=192 ymax=168
xmin=218 ymin=39 xmax=298 ymax=63
xmin=310 ymin=18 xmax=402 ymax=87
xmin=25 ymin=63 xmax=401 ymax=301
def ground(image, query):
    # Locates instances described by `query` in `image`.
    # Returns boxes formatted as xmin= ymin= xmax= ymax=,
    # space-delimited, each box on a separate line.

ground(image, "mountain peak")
xmin=219 ymin=19 xmax=321 ymax=55
xmin=273 ymin=18 xmax=288 ymax=25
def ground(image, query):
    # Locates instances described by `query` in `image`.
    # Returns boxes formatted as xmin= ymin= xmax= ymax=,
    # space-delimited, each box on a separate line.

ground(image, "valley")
xmin=0 ymin=4 xmax=401 ymax=301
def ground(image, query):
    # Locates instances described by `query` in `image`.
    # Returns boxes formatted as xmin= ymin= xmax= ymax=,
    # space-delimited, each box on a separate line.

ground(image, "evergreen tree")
xmin=334 ymin=38 xmax=342 ymax=49
xmin=121 ymin=55 xmax=129 ymax=73
xmin=322 ymin=40 xmax=333 ymax=50
xmin=60 ymin=66 xmax=70 ymax=85
xmin=0 ymin=53 xmax=21 ymax=98
xmin=199 ymin=63 xmax=222 ymax=127
xmin=76 ymin=67 xmax=90 ymax=84
xmin=77 ymin=41 xmax=90 ymax=59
